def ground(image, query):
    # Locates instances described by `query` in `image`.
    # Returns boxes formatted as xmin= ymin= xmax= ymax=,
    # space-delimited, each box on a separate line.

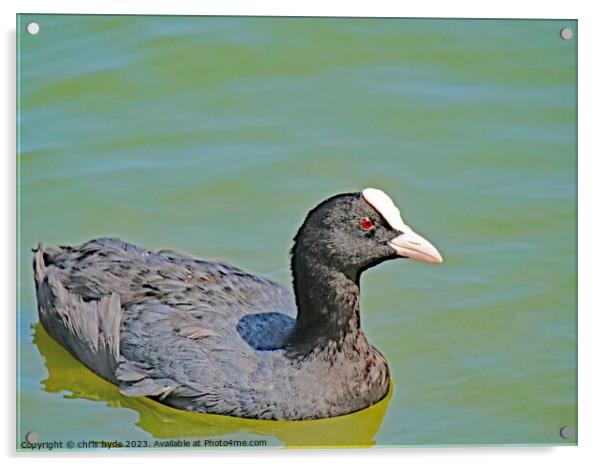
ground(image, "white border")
xmin=3 ymin=1 xmax=601 ymax=465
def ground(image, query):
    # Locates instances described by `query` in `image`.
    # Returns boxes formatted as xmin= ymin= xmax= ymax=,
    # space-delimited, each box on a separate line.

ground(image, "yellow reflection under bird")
xmin=33 ymin=324 xmax=391 ymax=448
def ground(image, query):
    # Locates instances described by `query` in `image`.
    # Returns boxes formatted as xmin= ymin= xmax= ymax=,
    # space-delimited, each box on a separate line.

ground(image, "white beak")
xmin=388 ymin=225 xmax=443 ymax=264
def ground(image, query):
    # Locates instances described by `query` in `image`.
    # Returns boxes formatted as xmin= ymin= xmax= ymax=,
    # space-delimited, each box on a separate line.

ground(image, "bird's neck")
xmin=286 ymin=253 xmax=363 ymax=353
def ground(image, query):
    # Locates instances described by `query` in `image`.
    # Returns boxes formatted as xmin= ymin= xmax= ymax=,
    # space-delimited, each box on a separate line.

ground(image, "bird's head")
xmin=293 ymin=188 xmax=443 ymax=281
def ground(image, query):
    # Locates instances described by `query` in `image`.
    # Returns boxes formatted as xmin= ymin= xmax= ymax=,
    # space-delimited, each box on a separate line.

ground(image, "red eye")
xmin=360 ymin=217 xmax=374 ymax=231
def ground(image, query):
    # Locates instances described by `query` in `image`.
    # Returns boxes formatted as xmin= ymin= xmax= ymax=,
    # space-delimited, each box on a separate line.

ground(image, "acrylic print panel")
xmin=16 ymin=15 xmax=577 ymax=450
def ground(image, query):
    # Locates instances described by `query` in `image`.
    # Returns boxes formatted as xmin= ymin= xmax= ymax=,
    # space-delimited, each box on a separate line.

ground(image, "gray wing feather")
xmin=34 ymin=248 xmax=122 ymax=383
xmin=33 ymin=238 xmax=297 ymax=416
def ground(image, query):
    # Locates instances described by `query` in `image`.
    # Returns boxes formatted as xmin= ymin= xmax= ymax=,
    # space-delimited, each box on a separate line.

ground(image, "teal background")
xmin=17 ymin=15 xmax=577 ymax=448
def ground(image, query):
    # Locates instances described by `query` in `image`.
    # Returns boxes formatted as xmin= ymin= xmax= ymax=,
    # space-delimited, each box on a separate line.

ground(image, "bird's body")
xmin=33 ymin=189 xmax=442 ymax=420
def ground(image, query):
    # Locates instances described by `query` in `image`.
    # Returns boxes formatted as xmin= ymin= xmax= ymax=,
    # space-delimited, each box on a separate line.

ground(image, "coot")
xmin=33 ymin=188 xmax=442 ymax=420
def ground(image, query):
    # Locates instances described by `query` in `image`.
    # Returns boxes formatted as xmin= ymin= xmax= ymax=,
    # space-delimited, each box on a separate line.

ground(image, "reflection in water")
xmin=33 ymin=324 xmax=391 ymax=448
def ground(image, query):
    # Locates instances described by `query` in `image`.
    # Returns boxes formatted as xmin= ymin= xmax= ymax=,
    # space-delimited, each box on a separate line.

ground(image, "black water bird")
xmin=33 ymin=188 xmax=442 ymax=420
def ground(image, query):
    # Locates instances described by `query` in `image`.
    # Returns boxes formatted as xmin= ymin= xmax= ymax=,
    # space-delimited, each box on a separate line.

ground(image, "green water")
xmin=17 ymin=15 xmax=577 ymax=448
